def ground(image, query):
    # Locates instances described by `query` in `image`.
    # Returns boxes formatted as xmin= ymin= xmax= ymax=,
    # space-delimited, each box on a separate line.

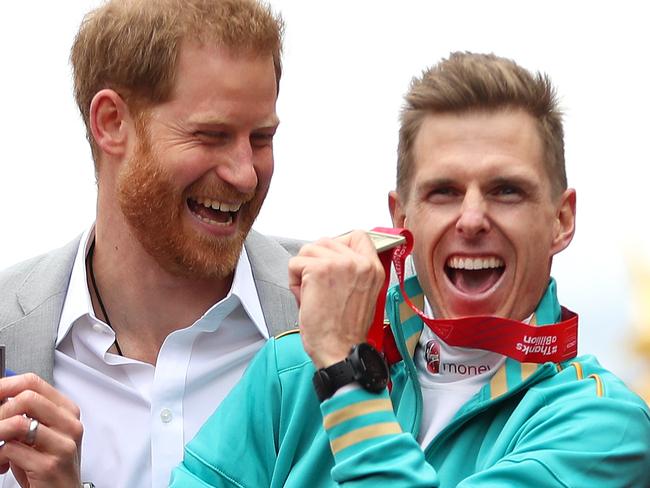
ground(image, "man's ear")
xmin=388 ymin=190 xmax=407 ymax=228
xmin=551 ymin=188 xmax=577 ymax=256
xmin=89 ymin=89 xmax=133 ymax=159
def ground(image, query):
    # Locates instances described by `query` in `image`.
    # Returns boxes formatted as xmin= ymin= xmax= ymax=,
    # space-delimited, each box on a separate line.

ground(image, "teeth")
xmin=199 ymin=214 xmax=233 ymax=226
xmin=447 ymin=256 xmax=504 ymax=270
xmin=194 ymin=198 xmax=242 ymax=213
xmin=221 ymin=202 xmax=241 ymax=212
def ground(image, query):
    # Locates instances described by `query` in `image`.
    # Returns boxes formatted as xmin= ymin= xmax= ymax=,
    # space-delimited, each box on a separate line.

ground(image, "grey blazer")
xmin=0 ymin=230 xmax=301 ymax=384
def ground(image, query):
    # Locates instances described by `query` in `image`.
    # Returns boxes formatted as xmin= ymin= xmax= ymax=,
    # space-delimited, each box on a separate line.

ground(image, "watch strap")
xmin=313 ymin=358 xmax=356 ymax=402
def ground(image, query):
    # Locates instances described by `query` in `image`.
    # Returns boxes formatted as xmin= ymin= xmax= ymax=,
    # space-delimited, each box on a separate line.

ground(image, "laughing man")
xmin=0 ymin=1 xmax=298 ymax=486
xmin=172 ymin=52 xmax=650 ymax=486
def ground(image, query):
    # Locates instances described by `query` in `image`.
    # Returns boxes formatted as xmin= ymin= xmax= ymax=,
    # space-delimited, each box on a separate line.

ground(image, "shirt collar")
xmin=56 ymin=226 xmax=96 ymax=347
xmin=56 ymin=225 xmax=268 ymax=347
xmin=204 ymin=245 xmax=268 ymax=339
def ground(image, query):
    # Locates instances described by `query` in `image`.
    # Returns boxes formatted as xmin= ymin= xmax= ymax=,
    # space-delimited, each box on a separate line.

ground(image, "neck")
xmin=89 ymin=217 xmax=234 ymax=365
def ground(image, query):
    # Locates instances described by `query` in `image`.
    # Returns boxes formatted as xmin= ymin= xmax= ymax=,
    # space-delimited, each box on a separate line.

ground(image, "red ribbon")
xmin=368 ymin=227 xmax=578 ymax=364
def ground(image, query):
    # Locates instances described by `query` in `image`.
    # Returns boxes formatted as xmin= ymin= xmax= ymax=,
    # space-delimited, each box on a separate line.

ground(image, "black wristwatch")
xmin=312 ymin=343 xmax=389 ymax=402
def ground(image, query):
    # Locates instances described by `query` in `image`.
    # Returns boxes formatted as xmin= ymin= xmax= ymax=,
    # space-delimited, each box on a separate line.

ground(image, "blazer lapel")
xmin=245 ymin=230 xmax=299 ymax=337
xmin=1 ymin=238 xmax=79 ymax=383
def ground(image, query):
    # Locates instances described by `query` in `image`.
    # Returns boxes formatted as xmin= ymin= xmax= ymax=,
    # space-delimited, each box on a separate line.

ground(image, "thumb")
xmin=288 ymin=256 xmax=306 ymax=307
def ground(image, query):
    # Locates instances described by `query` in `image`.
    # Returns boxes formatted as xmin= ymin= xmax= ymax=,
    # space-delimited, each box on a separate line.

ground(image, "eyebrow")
xmin=415 ymin=177 xmax=456 ymax=193
xmin=188 ymin=114 xmax=280 ymax=129
xmin=488 ymin=175 xmax=537 ymax=191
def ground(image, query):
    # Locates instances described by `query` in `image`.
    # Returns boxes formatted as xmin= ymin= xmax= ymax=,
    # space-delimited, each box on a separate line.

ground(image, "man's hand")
xmin=0 ymin=373 xmax=83 ymax=488
xmin=289 ymin=230 xmax=385 ymax=369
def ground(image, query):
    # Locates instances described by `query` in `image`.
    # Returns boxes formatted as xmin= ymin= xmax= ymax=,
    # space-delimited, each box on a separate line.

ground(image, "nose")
xmin=456 ymin=189 xmax=490 ymax=237
xmin=217 ymin=137 xmax=258 ymax=193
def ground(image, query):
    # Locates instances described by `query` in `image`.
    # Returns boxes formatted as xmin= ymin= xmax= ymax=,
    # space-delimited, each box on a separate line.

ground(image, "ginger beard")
xmin=117 ymin=126 xmax=265 ymax=280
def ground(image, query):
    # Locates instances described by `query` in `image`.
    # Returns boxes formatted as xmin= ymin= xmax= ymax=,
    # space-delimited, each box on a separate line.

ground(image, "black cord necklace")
xmin=87 ymin=239 xmax=123 ymax=356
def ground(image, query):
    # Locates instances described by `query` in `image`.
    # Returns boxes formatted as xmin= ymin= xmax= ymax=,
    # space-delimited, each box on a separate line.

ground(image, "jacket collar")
xmin=3 ymin=237 xmax=80 ymax=383
xmin=386 ymin=275 xmax=563 ymax=403
xmin=16 ymin=238 xmax=79 ymax=317
xmin=244 ymin=230 xmax=299 ymax=337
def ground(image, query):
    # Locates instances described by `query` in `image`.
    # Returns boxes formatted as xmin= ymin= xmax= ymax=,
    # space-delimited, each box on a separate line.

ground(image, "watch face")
xmin=355 ymin=343 xmax=389 ymax=392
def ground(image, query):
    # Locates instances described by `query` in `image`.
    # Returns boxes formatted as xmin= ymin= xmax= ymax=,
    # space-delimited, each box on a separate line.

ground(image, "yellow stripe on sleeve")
xmin=571 ymin=362 xmax=584 ymax=380
xmin=588 ymin=374 xmax=604 ymax=397
xmin=330 ymin=422 xmax=402 ymax=454
xmin=323 ymin=399 xmax=393 ymax=430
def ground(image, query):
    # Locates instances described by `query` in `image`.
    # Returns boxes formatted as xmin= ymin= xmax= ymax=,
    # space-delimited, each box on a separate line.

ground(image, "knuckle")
xmin=337 ymin=257 xmax=350 ymax=270
xmin=60 ymin=437 xmax=79 ymax=458
xmin=299 ymin=242 xmax=318 ymax=256
xmin=12 ymin=389 xmax=39 ymax=411
xmin=70 ymin=404 xmax=82 ymax=420
xmin=23 ymin=373 xmax=42 ymax=389
xmin=71 ymin=420 xmax=84 ymax=443
xmin=358 ymin=259 xmax=372 ymax=275
xmin=317 ymin=237 xmax=334 ymax=246
xmin=42 ymin=456 xmax=60 ymax=473
xmin=24 ymin=389 xmax=40 ymax=406
xmin=8 ymin=415 xmax=25 ymax=431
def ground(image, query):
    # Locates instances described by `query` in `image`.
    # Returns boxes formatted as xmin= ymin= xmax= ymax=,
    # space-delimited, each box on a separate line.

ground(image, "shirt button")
xmin=160 ymin=408 xmax=173 ymax=423
xmin=92 ymin=323 xmax=104 ymax=333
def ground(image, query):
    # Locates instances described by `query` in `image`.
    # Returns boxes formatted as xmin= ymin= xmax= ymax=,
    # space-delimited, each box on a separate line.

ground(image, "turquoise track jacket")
xmin=170 ymin=278 xmax=650 ymax=487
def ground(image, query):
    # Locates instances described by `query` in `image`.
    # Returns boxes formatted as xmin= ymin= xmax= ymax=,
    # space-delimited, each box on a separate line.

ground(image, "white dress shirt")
xmin=1 ymin=227 xmax=269 ymax=488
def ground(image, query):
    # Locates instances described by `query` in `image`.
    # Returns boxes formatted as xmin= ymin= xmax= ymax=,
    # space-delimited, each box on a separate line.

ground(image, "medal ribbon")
xmin=368 ymin=227 xmax=578 ymax=364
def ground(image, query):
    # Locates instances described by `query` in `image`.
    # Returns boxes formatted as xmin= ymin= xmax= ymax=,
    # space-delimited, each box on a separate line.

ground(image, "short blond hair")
xmin=397 ymin=52 xmax=565 ymax=199
xmin=71 ymin=0 xmax=284 ymax=164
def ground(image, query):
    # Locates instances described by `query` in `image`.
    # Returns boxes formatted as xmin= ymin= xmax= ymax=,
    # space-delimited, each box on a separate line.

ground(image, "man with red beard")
xmin=173 ymin=52 xmax=650 ymax=487
xmin=0 ymin=1 xmax=298 ymax=486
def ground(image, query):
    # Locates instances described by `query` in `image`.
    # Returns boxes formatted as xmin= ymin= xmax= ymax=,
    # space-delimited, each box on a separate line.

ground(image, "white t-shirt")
xmin=415 ymin=300 xmax=507 ymax=447
xmin=1 ymin=227 xmax=269 ymax=488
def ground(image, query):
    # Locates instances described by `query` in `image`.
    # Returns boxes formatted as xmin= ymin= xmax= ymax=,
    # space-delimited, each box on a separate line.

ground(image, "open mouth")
xmin=444 ymin=255 xmax=505 ymax=295
xmin=186 ymin=197 xmax=242 ymax=226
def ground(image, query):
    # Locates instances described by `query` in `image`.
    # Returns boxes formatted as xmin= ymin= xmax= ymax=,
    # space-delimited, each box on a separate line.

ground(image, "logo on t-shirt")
xmin=441 ymin=362 xmax=492 ymax=375
xmin=425 ymin=340 xmax=440 ymax=374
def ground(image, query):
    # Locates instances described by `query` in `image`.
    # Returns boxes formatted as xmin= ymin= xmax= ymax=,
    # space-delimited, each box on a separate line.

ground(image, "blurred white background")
xmin=1 ymin=1 xmax=649 ymax=385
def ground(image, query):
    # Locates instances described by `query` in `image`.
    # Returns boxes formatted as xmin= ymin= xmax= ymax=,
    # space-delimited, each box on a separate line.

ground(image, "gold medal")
xmin=339 ymin=230 xmax=407 ymax=253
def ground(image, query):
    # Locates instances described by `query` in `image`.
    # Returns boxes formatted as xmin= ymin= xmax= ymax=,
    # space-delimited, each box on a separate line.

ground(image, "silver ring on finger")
xmin=25 ymin=417 xmax=39 ymax=446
